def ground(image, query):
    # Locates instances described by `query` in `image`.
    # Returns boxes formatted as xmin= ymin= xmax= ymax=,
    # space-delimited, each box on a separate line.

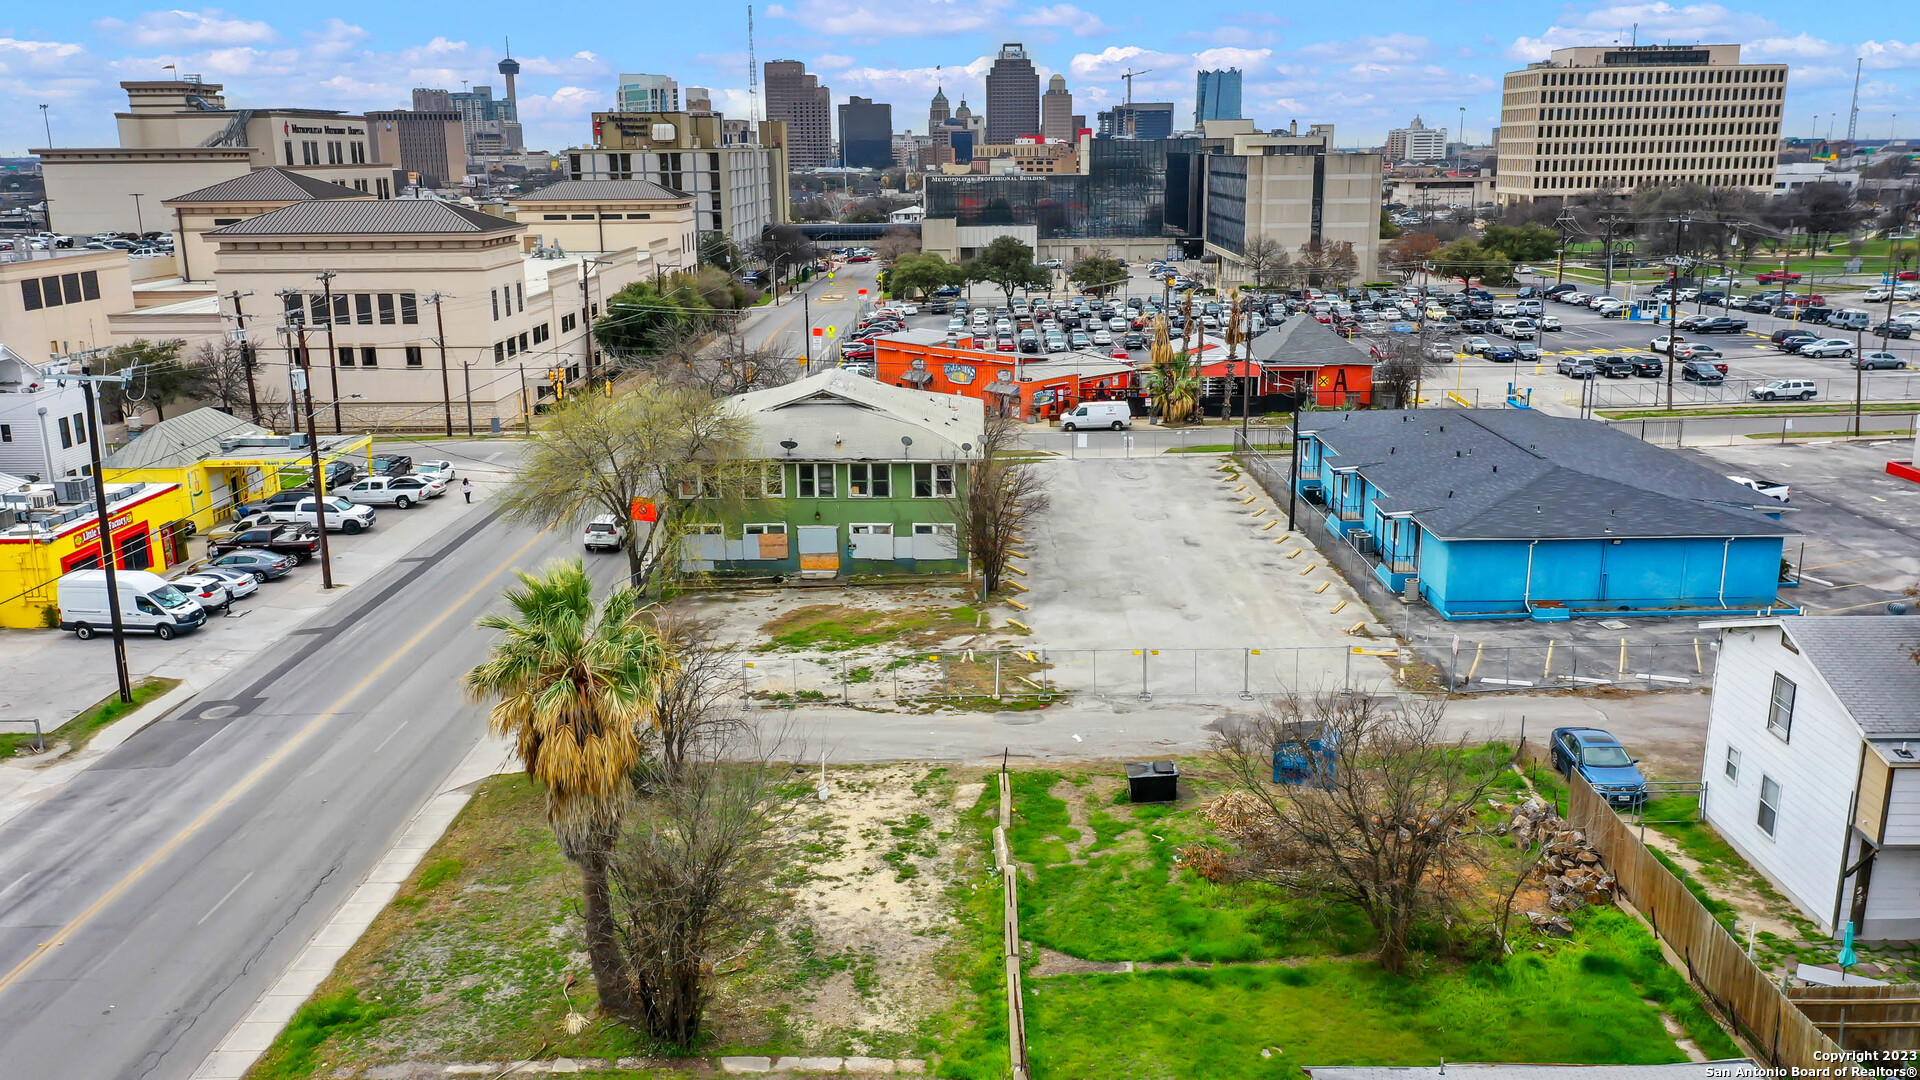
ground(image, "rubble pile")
xmin=1493 ymin=797 xmax=1619 ymax=915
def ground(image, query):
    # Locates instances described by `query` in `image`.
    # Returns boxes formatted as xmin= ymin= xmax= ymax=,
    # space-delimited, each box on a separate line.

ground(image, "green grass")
xmin=1165 ymin=444 xmax=1237 ymax=454
xmin=1026 ymin=908 xmax=1740 ymax=1079
xmin=1748 ymin=427 xmax=1916 ymax=439
xmin=930 ymin=780 xmax=1012 ymax=1080
xmin=0 ymin=676 xmax=180 ymax=758
xmin=1601 ymin=401 xmax=1920 ymax=420
xmin=247 ymin=992 xmax=395 ymax=1080
xmin=758 ymin=604 xmax=984 ymax=651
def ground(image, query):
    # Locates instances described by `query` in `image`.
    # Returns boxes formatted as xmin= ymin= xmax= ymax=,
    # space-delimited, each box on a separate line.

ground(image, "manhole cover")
xmin=198 ymin=704 xmax=240 ymax=721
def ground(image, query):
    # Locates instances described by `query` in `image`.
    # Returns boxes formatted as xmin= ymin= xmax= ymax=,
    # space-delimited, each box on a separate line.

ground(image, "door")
xmin=797 ymin=525 xmax=839 ymax=576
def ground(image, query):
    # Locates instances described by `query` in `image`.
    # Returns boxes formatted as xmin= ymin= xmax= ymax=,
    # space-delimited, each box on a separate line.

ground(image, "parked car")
xmin=238 ymin=488 xmax=314 ymax=517
xmin=413 ymin=459 xmax=455 ymax=480
xmin=209 ymin=523 xmax=322 ymax=559
xmin=1059 ymin=401 xmax=1132 ymax=431
xmin=1727 ymin=475 xmax=1791 ymax=502
xmin=170 ymin=573 xmax=232 ymax=613
xmin=1424 ymin=341 xmax=1458 ymax=362
xmin=1697 ymin=317 xmax=1748 ymax=334
xmin=57 ymin=569 xmax=206 ymax=640
xmin=1627 ymin=354 xmax=1664 ymax=378
xmin=1593 ymin=355 xmax=1635 ymax=378
xmin=1123 ymin=331 xmax=1147 ymax=349
xmin=1672 ymin=343 xmax=1722 ymax=361
xmin=191 ymin=564 xmax=261 ymax=599
xmin=1549 ymin=728 xmax=1648 ymax=807
xmin=343 ymin=476 xmax=426 ymax=508
xmin=1538 ymin=315 xmax=1562 ymax=332
xmin=1507 ymin=319 xmax=1537 ymax=340
xmin=1871 ymin=321 xmax=1913 ymax=339
xmin=1799 ymin=338 xmax=1856 ymax=359
xmin=202 ymin=549 xmax=298 ymax=581
xmin=1649 ymin=335 xmax=1686 ymax=352
xmin=369 ymin=453 xmax=412 ymax=476
xmin=264 ymin=496 xmax=377 ymax=533
xmin=1855 ymin=352 xmax=1909 ymax=370
xmin=1556 ymin=356 xmax=1597 ymax=378
xmin=1483 ymin=343 xmax=1519 ymax=362
xmin=1513 ymin=343 xmax=1543 ymax=362
xmin=582 ymin=515 xmax=626 ymax=551
xmin=1463 ymin=336 xmax=1492 ymax=356
xmin=1750 ymin=379 xmax=1817 ymax=401
xmin=1682 ymin=361 xmax=1725 ymax=384
xmin=1755 ymin=270 xmax=1803 ymax=284
xmin=386 ymin=474 xmax=446 ymax=500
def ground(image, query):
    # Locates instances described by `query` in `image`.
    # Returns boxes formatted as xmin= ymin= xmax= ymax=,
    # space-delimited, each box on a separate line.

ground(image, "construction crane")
xmin=1121 ymin=68 xmax=1151 ymax=105
xmin=1846 ymin=57 xmax=1861 ymax=144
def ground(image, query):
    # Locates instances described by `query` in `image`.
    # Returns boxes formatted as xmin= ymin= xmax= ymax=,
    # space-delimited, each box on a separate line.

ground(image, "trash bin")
xmin=1125 ymin=761 xmax=1179 ymax=803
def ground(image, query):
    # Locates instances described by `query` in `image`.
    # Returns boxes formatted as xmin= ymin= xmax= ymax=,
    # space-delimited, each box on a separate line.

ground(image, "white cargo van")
xmin=1059 ymin=401 xmax=1132 ymax=430
xmin=1829 ymin=309 xmax=1872 ymax=331
xmin=57 ymin=569 xmax=208 ymax=640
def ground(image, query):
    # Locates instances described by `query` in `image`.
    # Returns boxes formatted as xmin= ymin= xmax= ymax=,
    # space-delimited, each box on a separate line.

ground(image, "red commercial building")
xmin=873 ymin=331 xmax=1134 ymax=422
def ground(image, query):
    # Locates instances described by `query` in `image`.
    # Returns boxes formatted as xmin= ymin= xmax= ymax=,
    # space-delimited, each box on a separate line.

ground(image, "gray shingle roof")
xmin=1776 ymin=617 xmax=1920 ymax=738
xmin=516 ymin=180 xmax=692 ymax=202
xmin=208 ymin=200 xmax=521 ymax=236
xmin=1246 ymin=315 xmax=1379 ymax=368
xmin=103 ymin=407 xmax=270 ymax=471
xmin=728 ymin=369 xmax=985 ymax=461
xmin=1298 ymin=409 xmax=1794 ymax=541
xmin=165 ymin=168 xmax=371 ymax=205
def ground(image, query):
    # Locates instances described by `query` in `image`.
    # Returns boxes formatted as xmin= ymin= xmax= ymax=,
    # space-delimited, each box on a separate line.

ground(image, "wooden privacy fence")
xmin=995 ymin=768 xmax=1030 ymax=1080
xmin=1526 ymin=742 xmax=1843 ymax=1068
xmin=1790 ymin=985 xmax=1920 ymax=1053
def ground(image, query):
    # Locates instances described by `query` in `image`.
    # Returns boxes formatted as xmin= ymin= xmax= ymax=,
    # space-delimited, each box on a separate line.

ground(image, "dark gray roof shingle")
xmin=1776 ymin=617 xmax=1920 ymax=738
xmin=1246 ymin=316 xmax=1379 ymax=368
xmin=208 ymin=200 xmax=521 ymax=236
xmin=516 ymin=180 xmax=693 ymax=202
xmin=1299 ymin=409 xmax=1793 ymax=540
xmin=165 ymin=168 xmax=371 ymax=205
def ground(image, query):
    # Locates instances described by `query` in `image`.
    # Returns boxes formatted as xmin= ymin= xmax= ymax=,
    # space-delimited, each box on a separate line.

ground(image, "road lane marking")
xmin=197 ymin=872 xmax=254 ymax=927
xmin=372 ymin=720 xmax=410 ymax=755
xmin=0 ymin=526 xmax=548 ymax=998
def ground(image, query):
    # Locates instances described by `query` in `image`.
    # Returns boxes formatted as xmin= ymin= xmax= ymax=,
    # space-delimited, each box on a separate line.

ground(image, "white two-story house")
xmin=1699 ymin=616 xmax=1920 ymax=939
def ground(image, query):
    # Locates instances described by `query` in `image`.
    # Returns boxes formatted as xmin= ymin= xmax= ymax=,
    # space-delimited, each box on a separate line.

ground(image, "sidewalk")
xmin=0 ymin=462 xmax=514 ymax=827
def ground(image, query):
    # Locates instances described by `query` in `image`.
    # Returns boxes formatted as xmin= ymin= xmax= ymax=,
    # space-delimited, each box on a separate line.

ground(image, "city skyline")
xmin=2 ymin=1 xmax=1915 ymax=156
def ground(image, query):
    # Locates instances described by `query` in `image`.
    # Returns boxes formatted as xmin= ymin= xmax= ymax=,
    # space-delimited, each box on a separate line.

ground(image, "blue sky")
xmin=2 ymin=2 xmax=1914 ymax=157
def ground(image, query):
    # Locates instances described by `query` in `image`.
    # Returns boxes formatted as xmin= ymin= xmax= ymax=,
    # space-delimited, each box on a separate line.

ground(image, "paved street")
xmin=737 ymin=259 xmax=883 ymax=369
xmin=0 ymin=503 xmax=600 ymax=1080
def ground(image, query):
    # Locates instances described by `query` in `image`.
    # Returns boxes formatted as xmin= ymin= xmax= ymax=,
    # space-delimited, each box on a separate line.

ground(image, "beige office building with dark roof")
xmin=1494 ymin=43 xmax=1786 ymax=205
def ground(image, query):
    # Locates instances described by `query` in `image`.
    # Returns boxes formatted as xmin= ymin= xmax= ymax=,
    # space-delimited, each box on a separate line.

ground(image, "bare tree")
xmin=1208 ymin=693 xmax=1509 ymax=974
xmin=1240 ymin=237 xmax=1288 ymax=289
xmin=611 ymin=728 xmax=793 ymax=1046
xmin=956 ymin=412 xmax=1049 ymax=596
xmin=643 ymin=617 xmax=748 ymax=783
xmin=874 ymin=225 xmax=921 ymax=262
xmin=630 ymin=321 xmax=801 ymax=397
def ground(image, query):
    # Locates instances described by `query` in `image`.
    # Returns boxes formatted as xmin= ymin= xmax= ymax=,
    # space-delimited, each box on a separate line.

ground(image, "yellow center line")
xmin=0 ymin=527 xmax=548 ymax=998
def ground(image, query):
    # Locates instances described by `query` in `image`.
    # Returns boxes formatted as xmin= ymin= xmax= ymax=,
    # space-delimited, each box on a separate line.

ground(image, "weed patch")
xmin=1 ymin=676 xmax=180 ymax=758
xmin=758 ymin=604 xmax=983 ymax=651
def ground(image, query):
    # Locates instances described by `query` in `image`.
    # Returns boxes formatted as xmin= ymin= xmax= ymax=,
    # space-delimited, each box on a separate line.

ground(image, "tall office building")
xmin=985 ymin=44 xmax=1040 ymax=144
xmin=1385 ymin=116 xmax=1448 ymax=161
xmin=366 ymin=110 xmax=468 ymax=187
xmin=412 ymin=87 xmax=454 ymax=112
xmin=838 ymin=97 xmax=894 ymax=169
xmin=764 ymin=60 xmax=833 ymax=168
xmin=1042 ymin=74 xmax=1074 ymax=142
xmin=617 ymin=74 xmax=680 ymax=113
xmin=929 ymin=87 xmax=950 ymax=132
xmin=1194 ymin=69 xmax=1243 ymax=127
xmin=1098 ymin=103 xmax=1174 ymax=139
xmin=451 ymin=85 xmax=523 ymax=157
xmin=1495 ymin=43 xmax=1785 ymax=204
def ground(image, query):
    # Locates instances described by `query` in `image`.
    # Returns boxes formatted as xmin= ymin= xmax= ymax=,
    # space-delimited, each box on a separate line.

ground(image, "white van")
xmin=1059 ymin=401 xmax=1132 ymax=431
xmin=57 ymin=569 xmax=208 ymax=640
xmin=1829 ymin=309 xmax=1872 ymax=331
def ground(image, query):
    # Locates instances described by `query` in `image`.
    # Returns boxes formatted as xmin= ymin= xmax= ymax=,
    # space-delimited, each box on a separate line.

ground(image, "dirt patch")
xmin=1636 ymin=826 xmax=1799 ymax=940
xmin=1029 ymin=946 xmax=1128 ymax=976
xmin=758 ymin=603 xmax=988 ymax=652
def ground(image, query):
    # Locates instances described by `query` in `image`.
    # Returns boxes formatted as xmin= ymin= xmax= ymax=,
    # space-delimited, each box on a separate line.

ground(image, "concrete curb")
xmin=0 ymin=673 xmax=209 ymax=830
xmin=189 ymin=734 xmax=516 ymax=1080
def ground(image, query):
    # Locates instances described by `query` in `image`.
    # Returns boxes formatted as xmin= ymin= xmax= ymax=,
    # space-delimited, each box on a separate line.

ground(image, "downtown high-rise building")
xmin=929 ymin=87 xmax=950 ymax=132
xmin=617 ymin=73 xmax=680 ymax=113
xmin=1042 ymin=74 xmax=1074 ymax=142
xmin=839 ymin=96 xmax=894 ymax=168
xmin=1195 ymin=69 xmax=1243 ymax=127
xmin=1385 ymin=116 xmax=1448 ymax=161
xmin=764 ymin=60 xmax=832 ymax=167
xmin=985 ymin=44 xmax=1040 ymax=144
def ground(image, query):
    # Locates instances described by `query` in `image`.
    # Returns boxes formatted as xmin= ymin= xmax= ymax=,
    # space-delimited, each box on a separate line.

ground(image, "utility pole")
xmin=463 ymin=361 xmax=475 ymax=435
xmin=428 ymin=293 xmax=453 ymax=436
xmin=316 ymin=270 xmax=344 ymax=433
xmin=1553 ymin=208 xmax=1576 ymax=286
xmin=278 ymin=315 xmax=335 ymax=590
xmin=1664 ymin=215 xmax=1690 ymax=410
xmin=50 ymin=359 xmax=134 ymax=704
xmin=518 ymin=363 xmax=531 ymax=433
xmin=1600 ymin=215 xmax=1621 ymax=298
xmin=224 ymin=290 xmax=261 ymax=424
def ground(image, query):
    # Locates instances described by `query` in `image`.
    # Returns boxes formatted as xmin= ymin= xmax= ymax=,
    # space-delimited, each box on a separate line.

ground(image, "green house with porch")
xmin=681 ymin=370 xmax=985 ymax=580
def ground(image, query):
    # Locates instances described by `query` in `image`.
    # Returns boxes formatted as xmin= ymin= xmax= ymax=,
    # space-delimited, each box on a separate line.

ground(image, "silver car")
xmin=192 ymin=565 xmax=262 ymax=599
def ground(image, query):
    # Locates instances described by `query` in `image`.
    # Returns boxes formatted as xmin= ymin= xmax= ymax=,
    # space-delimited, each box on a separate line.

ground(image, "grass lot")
xmin=246 ymin=766 xmax=1001 ymax=1079
xmin=1600 ymin=401 xmax=1920 ymax=420
xmin=1009 ymin=761 xmax=1741 ymax=1079
xmin=758 ymin=603 xmax=987 ymax=651
xmin=0 ymin=676 xmax=180 ymax=758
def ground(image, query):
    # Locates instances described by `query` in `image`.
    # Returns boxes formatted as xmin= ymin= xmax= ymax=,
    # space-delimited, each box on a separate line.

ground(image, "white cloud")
xmin=1298 ymin=34 xmax=1429 ymax=64
xmin=1018 ymin=4 xmax=1110 ymax=36
xmin=1860 ymin=39 xmax=1920 ymax=70
xmin=1069 ymin=46 xmax=1188 ymax=81
xmin=1747 ymin=34 xmax=1847 ymax=60
xmin=815 ymin=54 xmax=856 ymax=70
xmin=515 ymin=86 xmax=607 ymax=121
xmin=94 ymin=9 xmax=276 ymax=49
xmin=1193 ymin=47 xmax=1273 ymax=73
xmin=761 ymin=0 xmax=1011 ymax=39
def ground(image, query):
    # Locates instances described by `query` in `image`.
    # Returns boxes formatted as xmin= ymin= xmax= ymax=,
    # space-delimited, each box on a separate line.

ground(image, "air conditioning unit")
xmin=28 ymin=490 xmax=57 ymax=510
xmin=0 ymin=508 xmax=15 ymax=530
xmin=52 ymin=479 xmax=91 ymax=505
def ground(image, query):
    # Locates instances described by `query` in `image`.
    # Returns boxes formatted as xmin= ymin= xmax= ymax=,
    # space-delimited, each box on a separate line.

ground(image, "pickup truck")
xmin=1697 ymin=317 xmax=1749 ymax=334
xmin=343 ymin=476 xmax=426 ymax=508
xmin=208 ymin=524 xmax=322 ymax=560
xmin=1755 ymin=270 xmax=1803 ymax=284
xmin=263 ymin=495 xmax=377 ymax=534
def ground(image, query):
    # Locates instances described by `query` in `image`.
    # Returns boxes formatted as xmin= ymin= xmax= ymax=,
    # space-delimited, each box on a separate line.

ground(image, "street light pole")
xmin=281 ymin=320 xmax=335 ymax=590
xmin=130 ymin=194 xmax=145 ymax=236
xmin=428 ymin=293 xmax=453 ymax=436
xmin=317 ymin=270 xmax=343 ymax=433
xmin=52 ymin=361 xmax=136 ymax=704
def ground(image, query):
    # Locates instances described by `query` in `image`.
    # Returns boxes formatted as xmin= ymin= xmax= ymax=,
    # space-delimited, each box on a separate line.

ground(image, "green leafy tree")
xmin=1479 ymin=223 xmax=1560 ymax=264
xmin=964 ymin=235 xmax=1050 ymax=307
xmin=101 ymin=338 xmax=197 ymax=423
xmin=596 ymin=280 xmax=711 ymax=356
xmin=697 ymin=232 xmax=741 ymax=271
xmin=464 ymin=561 xmax=674 ymax=1019
xmin=1429 ymin=239 xmax=1512 ymax=289
xmin=887 ymin=252 xmax=967 ymax=300
xmin=1380 ymin=209 xmax=1402 ymax=240
xmin=1068 ymin=251 xmax=1128 ymax=295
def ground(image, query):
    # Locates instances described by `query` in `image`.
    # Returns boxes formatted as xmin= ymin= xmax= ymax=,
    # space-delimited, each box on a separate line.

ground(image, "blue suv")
xmin=1549 ymin=727 xmax=1648 ymax=807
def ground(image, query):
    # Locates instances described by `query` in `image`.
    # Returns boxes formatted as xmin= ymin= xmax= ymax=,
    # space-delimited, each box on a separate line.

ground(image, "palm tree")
xmin=1144 ymin=314 xmax=1201 ymax=425
xmin=465 ymin=560 xmax=673 ymax=1019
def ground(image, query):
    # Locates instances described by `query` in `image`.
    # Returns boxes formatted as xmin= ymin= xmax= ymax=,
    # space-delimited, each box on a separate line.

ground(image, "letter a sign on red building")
xmin=630 ymin=497 xmax=658 ymax=522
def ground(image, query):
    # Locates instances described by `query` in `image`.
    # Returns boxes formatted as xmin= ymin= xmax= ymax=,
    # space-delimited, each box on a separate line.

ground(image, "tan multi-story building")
xmin=569 ymin=113 xmax=789 ymax=245
xmin=365 ymin=110 xmax=468 ymax=189
xmin=161 ymin=167 xmax=377 ymax=284
xmin=1042 ymin=75 xmax=1075 ymax=143
xmin=509 ymin=180 xmax=698 ymax=269
xmin=764 ymin=61 xmax=832 ymax=169
xmin=1495 ymin=43 xmax=1786 ymax=205
xmin=970 ymin=138 xmax=1079 ymax=175
xmin=1201 ymin=122 xmax=1383 ymax=285
xmin=0 ymin=248 xmax=138 ymax=364
xmin=37 ymin=78 xmax=394 ymax=237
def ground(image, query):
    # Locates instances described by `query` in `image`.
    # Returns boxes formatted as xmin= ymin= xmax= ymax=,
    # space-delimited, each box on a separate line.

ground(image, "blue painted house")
xmin=1293 ymin=409 xmax=1797 ymax=621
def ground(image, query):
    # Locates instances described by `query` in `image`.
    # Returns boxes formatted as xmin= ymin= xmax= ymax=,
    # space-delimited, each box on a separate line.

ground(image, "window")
xmin=516 ymin=283 xmax=524 ymax=312
xmin=543 ymin=213 xmax=567 ymax=221
xmin=80 ymin=271 xmax=99 ymax=301
xmin=1724 ymin=746 xmax=1740 ymax=784
xmin=743 ymin=522 xmax=787 ymax=535
xmin=911 ymin=463 xmax=955 ymax=497
xmin=37 ymin=276 xmax=61 ymax=308
xmin=62 ymin=274 xmax=81 ymax=304
xmin=532 ymin=323 xmax=549 ymax=345
xmin=0 ymin=424 xmax=9 ymax=442
xmin=677 ymin=469 xmax=710 ymax=499
xmin=561 ymin=312 xmax=578 ymax=333
xmin=685 ymin=522 xmax=723 ymax=536
xmin=494 ymin=342 xmax=506 ymax=363
xmin=351 ymin=142 xmax=365 ymax=164
xmin=506 ymin=336 xmax=518 ymax=357
xmin=332 ymin=294 xmax=349 ymax=324
xmin=399 ymin=293 xmax=418 ymax=324
xmin=360 ymin=347 xmax=378 ymax=367
xmin=377 ymin=294 xmax=395 ymax=325
xmin=355 ymin=294 xmax=373 ymax=325
xmin=1758 ymin=775 xmax=1780 ymax=836
xmin=761 ymin=465 xmax=785 ymax=498
xmin=58 ymin=416 xmax=72 ymax=449
xmin=71 ymin=413 xmax=85 ymax=444
xmin=848 ymin=463 xmax=891 ymax=498
xmin=284 ymin=140 xmax=294 ymax=166
xmin=518 ymin=331 xmax=529 ymax=352
xmin=20 ymin=280 xmax=41 ymax=311
xmin=405 ymin=346 xmax=424 ymax=367
xmin=337 ymin=346 xmax=355 ymax=366
xmin=797 ymin=463 xmax=835 ymax=498
xmin=491 ymin=289 xmax=500 ymax=320
xmin=1766 ymin=674 xmax=1796 ymax=741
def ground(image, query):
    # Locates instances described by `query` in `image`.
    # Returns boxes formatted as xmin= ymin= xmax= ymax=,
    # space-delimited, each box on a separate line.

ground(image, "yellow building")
xmin=101 ymin=407 xmax=372 ymax=534
xmin=0 ymin=478 xmax=195 ymax=628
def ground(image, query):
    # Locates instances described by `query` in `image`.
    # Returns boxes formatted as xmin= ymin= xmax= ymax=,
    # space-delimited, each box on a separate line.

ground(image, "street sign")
xmin=826 ymin=326 xmax=836 ymax=338
xmin=1845 ymin=258 xmax=1865 ymax=274
xmin=812 ymin=327 xmax=824 ymax=336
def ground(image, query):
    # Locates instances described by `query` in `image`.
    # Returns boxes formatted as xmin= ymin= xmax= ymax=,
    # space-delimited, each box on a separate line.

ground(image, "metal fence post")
xmin=741 ymin=660 xmax=753 ymax=709
xmin=1139 ymin=649 xmax=1151 ymax=702
xmin=1241 ymin=649 xmax=1253 ymax=700
xmin=1344 ymin=646 xmax=1352 ymax=690
xmin=842 ymin=656 xmax=849 ymax=704
xmin=994 ymin=652 xmax=1002 ymax=700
